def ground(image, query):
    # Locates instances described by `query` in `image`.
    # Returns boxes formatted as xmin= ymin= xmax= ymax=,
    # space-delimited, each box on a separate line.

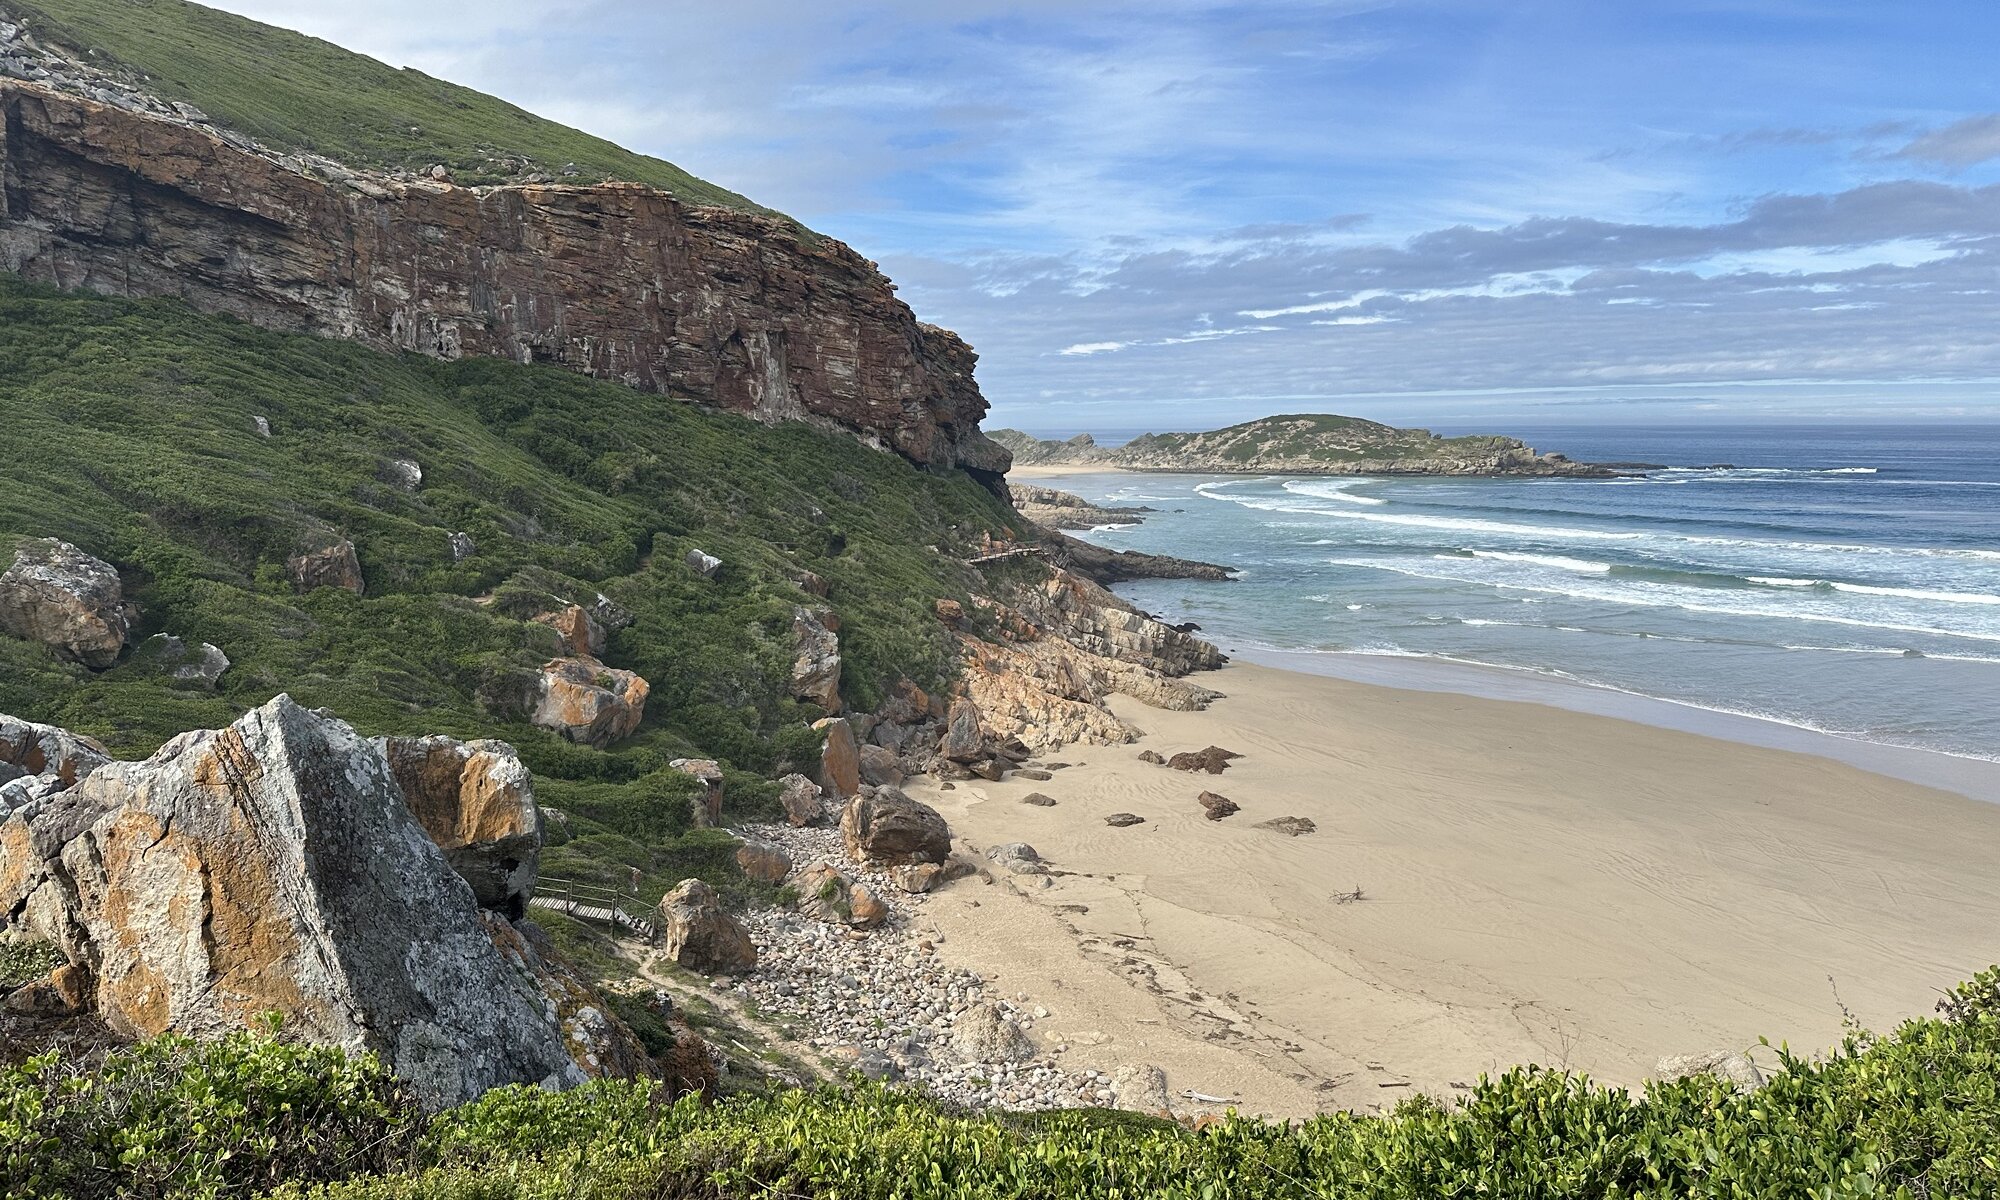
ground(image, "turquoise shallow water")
xmin=1035 ymin=424 xmax=2000 ymax=771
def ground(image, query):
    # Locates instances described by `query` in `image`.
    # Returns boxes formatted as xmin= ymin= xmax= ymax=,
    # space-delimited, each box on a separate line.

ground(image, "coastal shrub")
xmin=10 ymin=977 xmax=2000 ymax=1199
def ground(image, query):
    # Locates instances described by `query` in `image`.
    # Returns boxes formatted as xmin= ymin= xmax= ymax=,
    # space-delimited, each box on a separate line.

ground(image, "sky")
xmin=206 ymin=1 xmax=2000 ymax=431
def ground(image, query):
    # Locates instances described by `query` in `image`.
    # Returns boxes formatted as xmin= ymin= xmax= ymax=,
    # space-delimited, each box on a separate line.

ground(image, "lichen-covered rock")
xmin=778 ymin=773 xmax=823 ymax=827
xmin=734 ymin=838 xmax=792 ymax=885
xmin=670 ymin=758 xmax=724 ymax=827
xmin=488 ymin=915 xmax=655 ymax=1083
xmin=1656 ymin=1049 xmax=1765 ymax=1092
xmin=814 ymin=717 xmax=862 ymax=799
xmin=840 ymin=787 xmax=950 ymax=866
xmin=890 ymin=863 xmax=946 ymax=894
xmin=0 ymin=538 xmax=132 ymax=668
xmin=985 ymin=842 xmax=1045 ymax=874
xmin=0 ymin=696 xmax=590 ymax=1106
xmin=533 ymin=604 xmax=606 ymax=658
xmin=0 ymin=713 xmax=111 ymax=823
xmin=383 ymin=458 xmax=423 ymax=489
xmin=658 ymin=879 xmax=757 ymax=975
xmin=795 ymin=862 xmax=885 ymax=929
xmin=1111 ymin=1063 xmax=1171 ymax=1114
xmin=448 ymin=531 xmax=477 ymax=561
xmin=287 ymin=538 xmax=364 ymax=594
xmin=378 ymin=734 xmax=540 ymax=917
xmin=790 ymin=606 xmax=843 ymax=714
xmin=132 ymin=634 xmax=230 ymax=688
xmin=531 ymin=657 xmax=648 ymax=747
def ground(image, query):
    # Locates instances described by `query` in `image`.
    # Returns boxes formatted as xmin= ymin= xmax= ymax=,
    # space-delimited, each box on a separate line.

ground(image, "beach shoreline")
xmin=905 ymin=658 xmax=2000 ymax=1118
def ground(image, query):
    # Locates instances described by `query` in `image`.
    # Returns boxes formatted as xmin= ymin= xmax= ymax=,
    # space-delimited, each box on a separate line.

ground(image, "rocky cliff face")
xmin=0 ymin=78 xmax=1009 ymax=487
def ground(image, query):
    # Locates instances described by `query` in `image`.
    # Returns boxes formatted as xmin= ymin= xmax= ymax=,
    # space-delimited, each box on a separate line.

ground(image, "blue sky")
xmin=211 ymin=1 xmax=2000 ymax=431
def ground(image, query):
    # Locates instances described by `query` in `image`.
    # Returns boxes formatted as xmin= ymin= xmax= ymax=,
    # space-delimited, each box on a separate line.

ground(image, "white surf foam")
xmin=1468 ymin=550 xmax=1614 ymax=573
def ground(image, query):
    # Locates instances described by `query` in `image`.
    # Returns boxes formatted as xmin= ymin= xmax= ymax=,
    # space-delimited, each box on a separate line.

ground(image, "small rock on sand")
xmin=1105 ymin=812 xmax=1146 ymax=828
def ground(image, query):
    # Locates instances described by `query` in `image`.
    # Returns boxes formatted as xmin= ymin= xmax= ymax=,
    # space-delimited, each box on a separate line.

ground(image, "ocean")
xmin=1032 ymin=424 xmax=2000 ymax=790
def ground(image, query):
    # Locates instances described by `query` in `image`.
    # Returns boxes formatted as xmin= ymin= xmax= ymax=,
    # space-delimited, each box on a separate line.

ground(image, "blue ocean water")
xmin=1039 ymin=425 xmax=2000 ymax=765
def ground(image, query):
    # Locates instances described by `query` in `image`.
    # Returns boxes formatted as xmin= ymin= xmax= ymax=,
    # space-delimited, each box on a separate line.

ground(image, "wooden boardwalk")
xmin=965 ymin=546 xmax=1046 ymax=565
xmin=529 ymin=878 xmax=657 ymax=942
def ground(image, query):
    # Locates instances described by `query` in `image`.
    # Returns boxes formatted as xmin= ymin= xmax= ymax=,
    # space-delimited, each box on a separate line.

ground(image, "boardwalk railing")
xmin=528 ymin=876 xmax=658 ymax=943
xmin=964 ymin=546 xmax=1047 ymax=565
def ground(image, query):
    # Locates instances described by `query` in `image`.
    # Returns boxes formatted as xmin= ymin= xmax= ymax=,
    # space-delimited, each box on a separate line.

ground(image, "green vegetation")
xmin=5 ymin=0 xmax=781 ymax=212
xmin=0 ymin=939 xmax=64 ymax=990
xmin=8 ymin=969 xmax=2000 ymax=1198
xmin=0 ymin=275 xmax=1024 ymax=900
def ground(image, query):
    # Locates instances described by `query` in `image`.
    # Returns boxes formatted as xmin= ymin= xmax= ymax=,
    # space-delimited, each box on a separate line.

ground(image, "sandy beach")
xmin=904 ymin=660 xmax=2000 ymax=1117
xmin=1005 ymin=463 xmax=1130 ymax=478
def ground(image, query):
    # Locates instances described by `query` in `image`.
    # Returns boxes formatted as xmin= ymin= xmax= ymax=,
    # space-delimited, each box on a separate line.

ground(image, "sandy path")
xmin=906 ymin=661 xmax=2000 ymax=1117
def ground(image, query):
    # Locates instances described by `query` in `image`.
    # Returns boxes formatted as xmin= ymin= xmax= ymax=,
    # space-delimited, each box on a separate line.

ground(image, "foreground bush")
xmin=8 ymin=970 xmax=2000 ymax=1198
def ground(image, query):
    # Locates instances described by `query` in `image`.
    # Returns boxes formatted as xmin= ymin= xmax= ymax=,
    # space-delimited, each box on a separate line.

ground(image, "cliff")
xmin=0 ymin=70 xmax=1008 ymax=486
xmin=992 ymin=415 xmax=1609 ymax=478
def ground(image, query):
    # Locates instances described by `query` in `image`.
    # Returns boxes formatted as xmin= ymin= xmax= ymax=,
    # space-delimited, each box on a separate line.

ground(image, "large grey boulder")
xmin=840 ymin=786 xmax=951 ymax=866
xmin=0 ymin=713 xmax=110 ymax=821
xmin=0 ymin=538 xmax=132 ymax=668
xmin=0 ymin=696 xmax=588 ymax=1107
xmin=951 ymin=1001 xmax=1035 ymax=1064
xmin=778 ymin=772 xmax=824 ymax=827
xmin=1656 ymin=1049 xmax=1765 ymax=1093
xmin=132 ymin=634 xmax=230 ymax=688
xmin=378 ymin=734 xmax=541 ymax=917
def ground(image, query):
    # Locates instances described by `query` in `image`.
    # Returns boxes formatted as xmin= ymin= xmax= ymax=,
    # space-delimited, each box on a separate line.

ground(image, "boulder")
xmin=378 ymin=734 xmax=540 ymax=917
xmin=658 ymin=879 xmax=757 ymax=975
xmin=1022 ymin=793 xmax=1057 ymax=807
xmin=985 ymin=842 xmax=1045 ymax=874
xmin=827 ymin=1044 xmax=897 ymax=1081
xmin=383 ymin=458 xmax=424 ymax=490
xmin=940 ymin=698 xmax=986 ymax=763
xmin=971 ymin=759 xmax=1006 ymax=782
xmin=488 ymin=917 xmax=658 ymax=1084
xmin=933 ymin=598 xmax=965 ymax=626
xmin=890 ymin=863 xmax=946 ymax=894
xmin=1111 ymin=1063 xmax=1171 ymax=1114
xmin=734 ymin=838 xmax=792 ymax=885
xmin=670 ymin=759 xmax=725 ymax=828
xmin=252 ymin=414 xmax=272 ymax=438
xmin=1256 ymin=816 xmax=1316 ymax=837
xmin=287 ymin=538 xmax=364 ymax=594
xmin=534 ymin=604 xmax=606 ymax=658
xmin=1168 ymin=746 xmax=1241 ymax=775
xmin=0 ymin=714 xmax=111 ymax=822
xmin=790 ymin=607 xmax=843 ymax=714
xmin=1656 ymin=1050 xmax=1765 ymax=1092
xmin=840 ymin=787 xmax=951 ymax=866
xmin=778 ymin=772 xmax=824 ymax=827
xmin=1197 ymin=791 xmax=1239 ymax=821
xmin=0 ymin=538 xmax=132 ymax=668
xmin=448 ymin=531 xmax=477 ymax=561
xmin=531 ymin=657 xmax=649 ymax=747
xmin=796 ymin=862 xmax=885 ymax=929
xmin=1137 ymin=750 xmax=1165 ymax=765
xmin=792 ymin=569 xmax=831 ymax=598
xmin=685 ymin=549 xmax=723 ymax=579
xmin=857 ymin=743 xmax=905 ymax=787
xmin=951 ymin=1001 xmax=1035 ymax=1064
xmin=131 ymin=633 xmax=230 ymax=688
xmin=1105 ymin=812 xmax=1146 ymax=828
xmin=4 ymin=962 xmax=90 ymax=1017
xmin=813 ymin=717 xmax=862 ymax=799
xmin=0 ymin=696 xmax=593 ymax=1106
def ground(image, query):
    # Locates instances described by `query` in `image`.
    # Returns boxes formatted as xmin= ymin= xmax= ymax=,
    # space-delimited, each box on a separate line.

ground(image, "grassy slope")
xmin=4 ymin=0 xmax=778 ymax=211
xmin=0 ymin=276 xmax=1024 ymax=905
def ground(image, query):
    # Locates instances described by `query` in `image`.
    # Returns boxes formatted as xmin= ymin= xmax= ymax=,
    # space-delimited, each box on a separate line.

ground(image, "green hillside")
xmin=0 ymin=275 xmax=1019 ymax=906
xmin=3 ymin=0 xmax=779 ymax=210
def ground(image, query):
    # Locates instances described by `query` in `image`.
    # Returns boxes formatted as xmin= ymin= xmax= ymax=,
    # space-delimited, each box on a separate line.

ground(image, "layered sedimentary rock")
xmin=0 ymin=696 xmax=604 ymax=1105
xmin=0 ymin=82 xmax=1009 ymax=487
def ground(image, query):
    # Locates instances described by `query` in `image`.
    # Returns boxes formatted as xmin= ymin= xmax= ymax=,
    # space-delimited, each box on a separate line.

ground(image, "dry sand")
xmin=1004 ymin=463 xmax=1129 ymax=478
xmin=904 ymin=661 xmax=2000 ymax=1117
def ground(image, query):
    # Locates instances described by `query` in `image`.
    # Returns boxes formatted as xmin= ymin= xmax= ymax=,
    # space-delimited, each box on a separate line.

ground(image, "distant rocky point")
xmin=992 ymin=415 xmax=1613 ymax=478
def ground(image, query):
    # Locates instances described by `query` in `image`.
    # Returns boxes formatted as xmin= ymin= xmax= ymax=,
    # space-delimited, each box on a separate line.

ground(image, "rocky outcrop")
xmin=734 ymin=837 xmax=792 ymax=885
xmin=790 ymin=607 xmax=843 ymax=714
xmin=0 ymin=713 xmax=109 ymax=821
xmin=951 ymin=1001 xmax=1035 ymax=1063
xmin=670 ymin=759 xmax=726 ymax=828
xmin=1197 ymin=791 xmax=1239 ymax=820
xmin=1008 ymin=485 xmax=1150 ymax=531
xmin=0 ymin=696 xmax=606 ymax=1106
xmin=951 ymin=567 xmax=1224 ymax=751
xmin=1045 ymin=532 xmax=1235 ymax=586
xmin=531 ymin=657 xmax=649 ymax=747
xmin=1170 ymin=746 xmax=1242 ymax=775
xmin=840 ymin=787 xmax=951 ymax=866
xmin=991 ymin=416 xmax=1608 ymax=478
xmin=0 ymin=538 xmax=132 ymax=668
xmin=0 ymin=81 xmax=1010 ymax=489
xmin=378 ymin=735 xmax=540 ymax=917
xmin=658 ymin=879 xmax=757 ymax=975
xmin=287 ymin=539 xmax=364 ymax=594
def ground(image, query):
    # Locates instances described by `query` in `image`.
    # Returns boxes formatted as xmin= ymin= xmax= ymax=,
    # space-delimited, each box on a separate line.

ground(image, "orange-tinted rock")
xmin=659 ymin=879 xmax=757 ymax=974
xmin=379 ymin=734 xmax=540 ymax=916
xmin=734 ymin=837 xmax=792 ymax=885
xmin=778 ymin=773 xmax=824 ymax=827
xmin=814 ymin=717 xmax=862 ymax=799
xmin=0 ymin=538 xmax=132 ymax=669
xmin=0 ymin=83 xmax=1009 ymax=490
xmin=840 ymin=787 xmax=951 ymax=866
xmin=532 ymin=657 xmax=649 ymax=748
xmin=790 ymin=607 xmax=843 ymax=714
xmin=534 ymin=604 xmax=606 ymax=658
